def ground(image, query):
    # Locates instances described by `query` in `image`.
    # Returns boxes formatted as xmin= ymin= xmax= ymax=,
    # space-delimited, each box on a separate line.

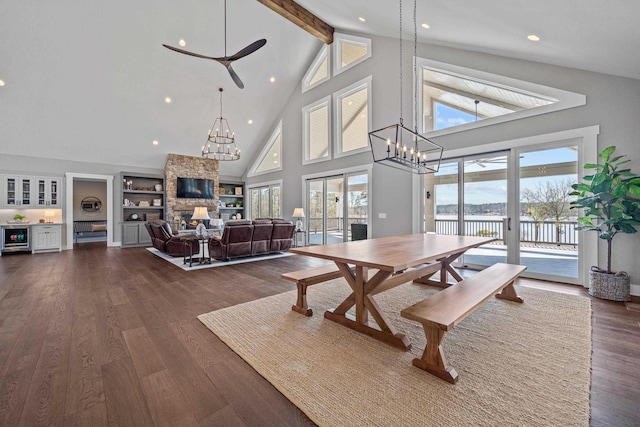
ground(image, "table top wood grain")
xmin=290 ymin=234 xmax=495 ymax=272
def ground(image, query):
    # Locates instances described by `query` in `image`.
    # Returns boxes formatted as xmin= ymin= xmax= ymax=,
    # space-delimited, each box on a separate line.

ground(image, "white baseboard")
xmin=631 ymin=283 xmax=639 ymax=297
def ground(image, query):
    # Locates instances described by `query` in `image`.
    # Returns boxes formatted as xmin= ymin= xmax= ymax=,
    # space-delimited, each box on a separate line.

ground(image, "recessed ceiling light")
xmin=248 ymin=119 xmax=253 ymax=124
xmin=273 ymin=153 xmax=278 ymax=157
xmin=164 ymin=97 xmax=171 ymax=103
xmin=421 ymin=23 xmax=430 ymax=29
xmin=179 ymin=39 xmax=186 ymax=46
xmin=527 ymin=34 xmax=540 ymax=42
xmin=270 ymin=76 xmax=276 ymax=83
xmin=152 ymin=140 xmax=159 ymax=145
xmin=358 ymin=17 xmax=366 ymax=22
xmin=0 ymin=80 xmax=4 ymax=86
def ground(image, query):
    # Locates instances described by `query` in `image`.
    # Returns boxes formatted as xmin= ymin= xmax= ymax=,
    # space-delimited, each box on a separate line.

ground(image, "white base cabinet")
xmin=32 ymin=224 xmax=62 ymax=253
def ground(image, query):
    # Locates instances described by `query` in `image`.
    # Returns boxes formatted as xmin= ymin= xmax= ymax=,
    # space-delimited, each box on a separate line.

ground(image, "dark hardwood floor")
xmin=0 ymin=243 xmax=639 ymax=426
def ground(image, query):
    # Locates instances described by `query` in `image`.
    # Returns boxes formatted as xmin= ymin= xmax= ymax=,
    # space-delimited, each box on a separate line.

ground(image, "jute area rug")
xmin=198 ymin=280 xmax=591 ymax=426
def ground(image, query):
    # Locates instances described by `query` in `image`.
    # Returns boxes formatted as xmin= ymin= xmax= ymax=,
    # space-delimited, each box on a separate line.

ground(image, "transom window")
xmin=249 ymin=121 xmax=282 ymax=177
xmin=418 ymin=58 xmax=586 ymax=136
xmin=302 ymin=44 xmax=330 ymax=92
xmin=333 ymin=33 xmax=372 ymax=75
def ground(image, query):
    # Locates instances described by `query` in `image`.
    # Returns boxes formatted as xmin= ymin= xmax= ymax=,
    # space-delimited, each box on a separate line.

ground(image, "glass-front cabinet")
xmin=37 ymin=178 xmax=60 ymax=207
xmin=3 ymin=176 xmax=35 ymax=206
xmin=1 ymin=175 xmax=63 ymax=208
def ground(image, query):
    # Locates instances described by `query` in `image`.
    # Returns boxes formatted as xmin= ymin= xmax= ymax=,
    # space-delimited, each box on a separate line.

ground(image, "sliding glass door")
xmin=248 ymin=182 xmax=281 ymax=219
xmin=307 ymin=172 xmax=368 ymax=245
xmin=517 ymin=146 xmax=578 ymax=280
xmin=424 ymin=142 xmax=580 ymax=283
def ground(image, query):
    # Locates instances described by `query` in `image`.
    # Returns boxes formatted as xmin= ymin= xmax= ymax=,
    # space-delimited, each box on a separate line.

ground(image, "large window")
xmin=334 ymin=76 xmax=371 ymax=157
xmin=248 ymin=181 xmax=282 ymax=220
xmin=303 ymin=96 xmax=331 ymax=164
xmin=418 ymin=58 xmax=586 ymax=136
xmin=249 ymin=121 xmax=282 ymax=177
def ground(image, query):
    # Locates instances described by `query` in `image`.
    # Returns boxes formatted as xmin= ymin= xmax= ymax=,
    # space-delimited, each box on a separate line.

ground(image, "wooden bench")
xmin=401 ymin=263 xmax=526 ymax=384
xmin=282 ymin=264 xmax=354 ymax=316
xmin=73 ymin=220 xmax=107 ymax=243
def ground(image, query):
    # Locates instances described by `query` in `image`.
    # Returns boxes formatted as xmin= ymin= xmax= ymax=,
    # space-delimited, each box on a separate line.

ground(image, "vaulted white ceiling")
xmin=1 ymin=0 xmax=638 ymax=177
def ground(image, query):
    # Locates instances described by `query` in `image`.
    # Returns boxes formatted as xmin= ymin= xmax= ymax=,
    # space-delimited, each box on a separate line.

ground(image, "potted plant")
xmin=570 ymin=145 xmax=640 ymax=301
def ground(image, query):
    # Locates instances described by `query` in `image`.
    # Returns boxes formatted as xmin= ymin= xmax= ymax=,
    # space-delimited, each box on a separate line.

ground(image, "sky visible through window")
xmin=433 ymin=147 xmax=578 ymax=208
xmin=434 ymin=102 xmax=477 ymax=130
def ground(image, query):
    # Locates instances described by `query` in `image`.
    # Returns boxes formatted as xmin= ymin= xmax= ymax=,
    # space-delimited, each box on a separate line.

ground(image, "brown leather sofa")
xmin=270 ymin=219 xmax=296 ymax=253
xmin=145 ymin=220 xmax=199 ymax=258
xmin=208 ymin=219 xmax=295 ymax=261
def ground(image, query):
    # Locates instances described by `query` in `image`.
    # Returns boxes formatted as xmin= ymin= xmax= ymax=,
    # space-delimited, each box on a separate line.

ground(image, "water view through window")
xmin=425 ymin=146 xmax=579 ymax=281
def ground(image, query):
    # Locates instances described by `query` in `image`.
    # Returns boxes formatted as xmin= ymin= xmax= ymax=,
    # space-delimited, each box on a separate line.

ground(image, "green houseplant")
xmin=570 ymin=145 xmax=640 ymax=300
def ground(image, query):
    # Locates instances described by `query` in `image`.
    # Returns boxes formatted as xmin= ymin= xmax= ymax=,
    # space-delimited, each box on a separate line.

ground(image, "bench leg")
xmin=495 ymin=280 xmax=524 ymax=303
xmin=413 ymin=325 xmax=458 ymax=384
xmin=291 ymin=283 xmax=313 ymax=316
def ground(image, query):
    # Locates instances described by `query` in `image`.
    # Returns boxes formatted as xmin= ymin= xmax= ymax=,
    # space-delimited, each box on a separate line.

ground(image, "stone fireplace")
xmin=164 ymin=154 xmax=219 ymax=228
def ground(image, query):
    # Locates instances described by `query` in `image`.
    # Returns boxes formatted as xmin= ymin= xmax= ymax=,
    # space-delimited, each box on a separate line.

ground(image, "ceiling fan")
xmin=162 ymin=0 xmax=266 ymax=89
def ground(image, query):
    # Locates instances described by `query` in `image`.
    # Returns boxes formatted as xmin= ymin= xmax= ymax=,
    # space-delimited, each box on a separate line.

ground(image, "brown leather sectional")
xmin=208 ymin=219 xmax=296 ymax=261
xmin=145 ymin=220 xmax=200 ymax=258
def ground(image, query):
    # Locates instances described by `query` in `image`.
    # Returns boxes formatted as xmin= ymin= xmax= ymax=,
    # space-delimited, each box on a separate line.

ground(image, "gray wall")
xmin=0 ymin=154 xmax=162 ymax=242
xmin=1 ymin=32 xmax=639 ymax=284
xmin=243 ymin=32 xmax=640 ymax=284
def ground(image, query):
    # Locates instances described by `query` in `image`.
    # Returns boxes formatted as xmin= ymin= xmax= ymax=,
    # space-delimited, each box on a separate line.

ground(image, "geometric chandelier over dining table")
xmin=368 ymin=0 xmax=442 ymax=174
xmin=202 ymin=87 xmax=241 ymax=161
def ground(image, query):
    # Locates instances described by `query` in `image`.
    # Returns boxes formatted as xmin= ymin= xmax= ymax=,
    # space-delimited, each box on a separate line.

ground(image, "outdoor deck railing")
xmin=306 ymin=217 xmax=578 ymax=246
xmin=434 ymin=218 xmax=578 ymax=246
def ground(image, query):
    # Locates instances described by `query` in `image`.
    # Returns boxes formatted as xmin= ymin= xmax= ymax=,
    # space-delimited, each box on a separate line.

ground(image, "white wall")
xmin=243 ymin=32 xmax=640 ymax=289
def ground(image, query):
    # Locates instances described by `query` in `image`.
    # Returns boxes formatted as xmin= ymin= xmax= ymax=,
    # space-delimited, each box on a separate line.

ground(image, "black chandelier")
xmin=202 ymin=88 xmax=241 ymax=161
xmin=368 ymin=0 xmax=442 ymax=174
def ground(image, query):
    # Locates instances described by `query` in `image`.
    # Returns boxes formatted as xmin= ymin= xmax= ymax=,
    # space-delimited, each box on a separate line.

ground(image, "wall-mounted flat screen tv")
xmin=176 ymin=177 xmax=215 ymax=199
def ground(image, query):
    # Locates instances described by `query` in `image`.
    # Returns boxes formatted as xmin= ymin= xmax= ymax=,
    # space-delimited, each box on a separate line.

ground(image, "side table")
xmin=175 ymin=234 xmax=197 ymax=267
xmin=293 ymin=230 xmax=307 ymax=247
xmin=197 ymin=235 xmax=211 ymax=264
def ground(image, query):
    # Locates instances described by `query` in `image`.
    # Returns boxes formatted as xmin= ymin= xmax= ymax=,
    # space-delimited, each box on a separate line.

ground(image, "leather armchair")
xmin=146 ymin=220 xmax=199 ymax=258
xmin=270 ymin=220 xmax=295 ymax=253
xmin=251 ymin=220 xmax=274 ymax=255
xmin=208 ymin=220 xmax=254 ymax=261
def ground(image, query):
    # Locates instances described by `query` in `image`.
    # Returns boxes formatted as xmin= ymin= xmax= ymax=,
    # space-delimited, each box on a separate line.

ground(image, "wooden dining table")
xmin=290 ymin=233 xmax=496 ymax=351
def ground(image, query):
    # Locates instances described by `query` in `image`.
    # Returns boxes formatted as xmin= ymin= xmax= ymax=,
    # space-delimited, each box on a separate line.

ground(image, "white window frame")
xmin=416 ymin=58 xmax=587 ymax=138
xmin=301 ymin=164 xmax=374 ymax=240
xmin=246 ymin=179 xmax=283 ymax=220
xmin=333 ymin=33 xmax=372 ymax=76
xmin=302 ymin=96 xmax=332 ymax=165
xmin=302 ymin=44 xmax=330 ymax=93
xmin=248 ymin=120 xmax=283 ymax=177
xmin=333 ymin=75 xmax=372 ymax=158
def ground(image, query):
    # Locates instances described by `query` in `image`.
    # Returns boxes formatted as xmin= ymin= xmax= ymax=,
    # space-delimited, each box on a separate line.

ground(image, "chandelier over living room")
xmin=202 ymin=88 xmax=241 ymax=161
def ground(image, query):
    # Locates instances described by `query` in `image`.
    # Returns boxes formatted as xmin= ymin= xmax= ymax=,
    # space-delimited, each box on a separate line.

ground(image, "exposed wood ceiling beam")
xmin=256 ymin=0 xmax=334 ymax=44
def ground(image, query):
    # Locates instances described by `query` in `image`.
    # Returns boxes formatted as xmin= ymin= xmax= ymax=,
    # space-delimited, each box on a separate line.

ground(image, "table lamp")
xmin=292 ymin=208 xmax=305 ymax=231
xmin=44 ymin=210 xmax=55 ymax=223
xmin=191 ymin=207 xmax=210 ymax=236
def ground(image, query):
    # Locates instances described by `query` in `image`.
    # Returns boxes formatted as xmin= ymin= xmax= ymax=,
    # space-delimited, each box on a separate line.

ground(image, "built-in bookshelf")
xmin=120 ymin=172 xmax=164 ymax=247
